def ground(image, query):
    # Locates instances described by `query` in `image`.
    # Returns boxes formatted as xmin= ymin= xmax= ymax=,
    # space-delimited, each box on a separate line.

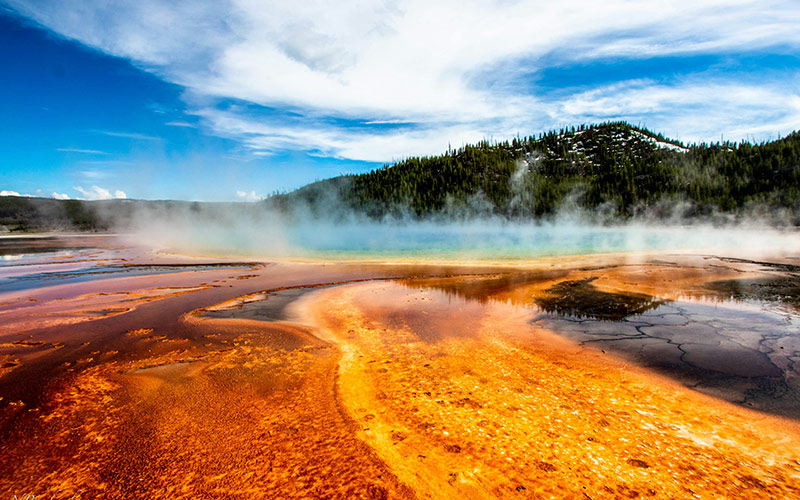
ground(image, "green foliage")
xmin=0 ymin=196 xmax=38 ymax=230
xmin=0 ymin=196 xmax=107 ymax=231
xmin=62 ymin=200 xmax=101 ymax=230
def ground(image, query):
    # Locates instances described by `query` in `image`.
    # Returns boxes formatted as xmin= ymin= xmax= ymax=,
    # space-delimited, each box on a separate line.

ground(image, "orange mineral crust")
xmin=306 ymin=281 xmax=800 ymax=499
xmin=1 ymin=240 xmax=800 ymax=499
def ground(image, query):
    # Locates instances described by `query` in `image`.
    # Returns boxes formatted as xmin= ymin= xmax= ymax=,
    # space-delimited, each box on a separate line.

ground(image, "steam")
xmin=118 ymin=203 xmax=291 ymax=257
xmin=116 ymin=199 xmax=800 ymax=261
xmin=507 ymin=154 xmax=539 ymax=218
xmin=5 ymin=162 xmax=797 ymax=262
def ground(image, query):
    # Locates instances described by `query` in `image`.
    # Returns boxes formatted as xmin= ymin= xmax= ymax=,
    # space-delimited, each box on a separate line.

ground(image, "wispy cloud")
xmin=74 ymin=185 xmax=127 ymax=200
xmin=79 ymin=170 xmax=108 ymax=179
xmin=7 ymin=0 xmax=800 ymax=162
xmin=92 ymin=129 xmax=162 ymax=141
xmin=199 ymin=107 xmax=490 ymax=162
xmin=57 ymin=147 xmax=109 ymax=154
xmin=165 ymin=121 xmax=197 ymax=128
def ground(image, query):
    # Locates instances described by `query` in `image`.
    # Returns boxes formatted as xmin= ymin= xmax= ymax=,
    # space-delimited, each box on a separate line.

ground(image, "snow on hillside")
xmin=631 ymin=130 xmax=689 ymax=152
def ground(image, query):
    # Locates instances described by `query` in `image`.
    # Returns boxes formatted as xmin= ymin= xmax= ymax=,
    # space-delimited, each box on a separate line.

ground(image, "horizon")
xmin=1 ymin=1 xmax=799 ymax=202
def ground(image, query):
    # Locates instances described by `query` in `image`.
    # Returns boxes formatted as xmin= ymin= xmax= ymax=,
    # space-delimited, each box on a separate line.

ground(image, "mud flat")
xmin=1 ymin=236 xmax=800 ymax=498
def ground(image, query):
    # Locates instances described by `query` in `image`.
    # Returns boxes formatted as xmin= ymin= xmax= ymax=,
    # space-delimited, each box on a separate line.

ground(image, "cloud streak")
xmin=92 ymin=130 xmax=163 ymax=141
xmin=74 ymin=185 xmax=128 ymax=200
xmin=57 ymin=148 xmax=109 ymax=154
xmin=7 ymin=0 xmax=800 ymax=162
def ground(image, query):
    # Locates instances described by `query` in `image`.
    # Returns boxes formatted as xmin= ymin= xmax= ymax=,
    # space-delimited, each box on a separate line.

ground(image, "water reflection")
xmin=706 ymin=276 xmax=800 ymax=313
xmin=401 ymin=268 xmax=800 ymax=418
xmin=533 ymin=277 xmax=665 ymax=320
xmin=0 ymin=262 xmax=259 ymax=293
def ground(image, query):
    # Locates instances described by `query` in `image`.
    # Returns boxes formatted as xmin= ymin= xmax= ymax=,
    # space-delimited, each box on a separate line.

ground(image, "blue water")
xmin=0 ymin=263 xmax=256 ymax=293
xmin=279 ymin=222 xmax=800 ymax=260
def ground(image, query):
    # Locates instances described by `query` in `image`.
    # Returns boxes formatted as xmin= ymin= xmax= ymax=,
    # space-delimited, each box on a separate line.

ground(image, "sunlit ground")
xmin=308 ymin=280 xmax=800 ymax=499
xmin=1 ymin=236 xmax=800 ymax=498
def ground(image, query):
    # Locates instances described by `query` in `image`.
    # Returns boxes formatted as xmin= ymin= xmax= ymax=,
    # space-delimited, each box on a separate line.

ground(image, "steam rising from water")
xmin=120 ymin=204 xmax=800 ymax=260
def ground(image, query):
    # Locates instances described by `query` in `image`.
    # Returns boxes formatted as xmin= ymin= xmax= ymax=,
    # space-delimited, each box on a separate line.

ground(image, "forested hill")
xmin=270 ymin=122 xmax=800 ymax=222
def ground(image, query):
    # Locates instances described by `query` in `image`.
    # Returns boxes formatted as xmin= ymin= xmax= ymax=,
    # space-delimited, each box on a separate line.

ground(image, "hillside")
xmin=0 ymin=198 xmax=257 ymax=233
xmin=0 ymin=196 xmax=116 ymax=232
xmin=270 ymin=122 xmax=800 ymax=222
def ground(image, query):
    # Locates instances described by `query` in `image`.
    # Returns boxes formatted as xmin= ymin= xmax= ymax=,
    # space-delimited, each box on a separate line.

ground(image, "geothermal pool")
xmin=1 ymin=234 xmax=800 ymax=499
xmin=138 ymin=219 xmax=800 ymax=260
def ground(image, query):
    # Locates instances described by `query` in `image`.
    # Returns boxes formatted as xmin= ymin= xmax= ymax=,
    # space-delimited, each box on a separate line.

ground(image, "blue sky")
xmin=1 ymin=0 xmax=799 ymax=201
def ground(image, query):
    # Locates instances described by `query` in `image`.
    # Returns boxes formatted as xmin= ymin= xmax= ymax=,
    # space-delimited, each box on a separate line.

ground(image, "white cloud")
xmin=2 ymin=189 xmax=73 ymax=199
xmin=7 ymin=0 xmax=800 ymax=161
xmin=199 ymin=107 xmax=491 ymax=162
xmin=200 ymin=76 xmax=800 ymax=160
xmin=236 ymin=190 xmax=261 ymax=202
xmin=553 ymin=79 xmax=800 ymax=143
xmin=189 ymin=0 xmax=799 ymax=122
xmin=74 ymin=185 xmax=128 ymax=200
xmin=0 ymin=190 xmax=30 ymax=197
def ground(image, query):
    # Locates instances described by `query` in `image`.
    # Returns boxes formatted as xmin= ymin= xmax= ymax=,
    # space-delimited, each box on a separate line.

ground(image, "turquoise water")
xmin=281 ymin=222 xmax=800 ymax=260
xmin=124 ymin=219 xmax=800 ymax=260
